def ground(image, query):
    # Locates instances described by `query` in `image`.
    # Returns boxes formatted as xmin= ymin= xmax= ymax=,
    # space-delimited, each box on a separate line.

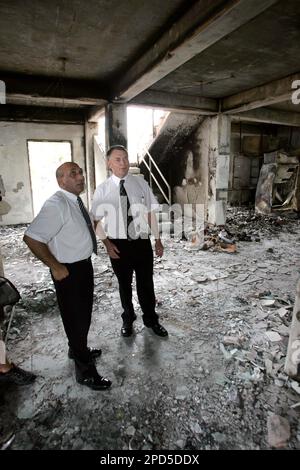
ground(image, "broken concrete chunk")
xmin=212 ymin=432 xmax=226 ymax=443
xmin=290 ymin=402 xmax=300 ymax=409
xmin=277 ymin=307 xmax=289 ymax=318
xmin=125 ymin=425 xmax=136 ymax=437
xmin=256 ymin=321 xmax=268 ymax=329
xmin=274 ymin=379 xmax=284 ymax=387
xmin=275 ymin=324 xmax=290 ymax=337
xmin=175 ymin=439 xmax=185 ymax=449
xmin=222 ymin=335 xmax=244 ymax=346
xmin=243 ymin=350 xmax=258 ymax=362
xmin=220 ymin=343 xmax=237 ymax=361
xmin=265 ymin=331 xmax=282 ymax=342
xmin=192 ymin=275 xmax=208 ymax=283
xmin=190 ymin=422 xmax=203 ymax=434
xmin=264 ymin=358 xmax=273 ymax=375
xmin=261 ymin=299 xmax=276 ymax=307
xmin=270 ymin=347 xmax=280 ymax=357
xmin=291 ymin=381 xmax=300 ymax=395
xmin=267 ymin=414 xmax=290 ymax=448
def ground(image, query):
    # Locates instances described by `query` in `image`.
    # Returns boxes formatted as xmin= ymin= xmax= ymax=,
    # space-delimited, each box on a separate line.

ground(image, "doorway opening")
xmin=27 ymin=140 xmax=72 ymax=216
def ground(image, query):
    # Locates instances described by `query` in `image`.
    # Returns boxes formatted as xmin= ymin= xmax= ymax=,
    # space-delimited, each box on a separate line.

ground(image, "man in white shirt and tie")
xmin=23 ymin=162 xmax=111 ymax=391
xmin=91 ymin=145 xmax=168 ymax=338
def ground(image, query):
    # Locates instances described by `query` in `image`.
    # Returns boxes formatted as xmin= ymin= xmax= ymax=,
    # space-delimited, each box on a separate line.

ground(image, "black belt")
xmin=64 ymin=257 xmax=91 ymax=266
xmin=109 ymin=237 xmax=149 ymax=242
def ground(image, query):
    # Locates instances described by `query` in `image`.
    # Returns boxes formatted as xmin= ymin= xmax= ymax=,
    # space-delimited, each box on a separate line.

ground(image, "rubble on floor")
xmin=191 ymin=206 xmax=299 ymax=253
xmin=0 ymin=210 xmax=300 ymax=450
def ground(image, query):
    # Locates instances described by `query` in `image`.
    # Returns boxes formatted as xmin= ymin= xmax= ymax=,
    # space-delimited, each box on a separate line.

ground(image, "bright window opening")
xmin=27 ymin=140 xmax=72 ymax=216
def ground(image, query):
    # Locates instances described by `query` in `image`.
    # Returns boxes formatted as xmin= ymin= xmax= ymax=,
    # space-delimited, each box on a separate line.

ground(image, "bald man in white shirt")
xmin=92 ymin=145 xmax=168 ymax=338
xmin=23 ymin=162 xmax=111 ymax=391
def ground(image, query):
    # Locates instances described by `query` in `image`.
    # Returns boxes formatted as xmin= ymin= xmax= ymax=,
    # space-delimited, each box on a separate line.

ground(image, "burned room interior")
xmin=0 ymin=0 xmax=300 ymax=450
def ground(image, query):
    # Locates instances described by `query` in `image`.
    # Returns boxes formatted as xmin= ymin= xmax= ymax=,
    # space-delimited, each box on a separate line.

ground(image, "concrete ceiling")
xmin=0 ymin=0 xmax=185 ymax=80
xmin=149 ymin=0 xmax=300 ymax=98
xmin=0 ymin=0 xmax=299 ymax=126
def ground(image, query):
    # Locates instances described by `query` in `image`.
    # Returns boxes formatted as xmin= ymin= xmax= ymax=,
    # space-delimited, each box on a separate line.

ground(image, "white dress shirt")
xmin=91 ymin=174 xmax=159 ymax=239
xmin=25 ymin=189 xmax=93 ymax=263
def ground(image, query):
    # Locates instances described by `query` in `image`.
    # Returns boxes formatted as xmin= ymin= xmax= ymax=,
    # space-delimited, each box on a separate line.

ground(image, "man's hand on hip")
xmin=51 ymin=264 xmax=69 ymax=281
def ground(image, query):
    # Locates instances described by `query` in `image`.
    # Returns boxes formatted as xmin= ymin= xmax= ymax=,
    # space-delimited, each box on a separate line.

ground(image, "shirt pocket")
xmin=131 ymin=194 xmax=145 ymax=205
xmin=130 ymin=195 xmax=147 ymax=218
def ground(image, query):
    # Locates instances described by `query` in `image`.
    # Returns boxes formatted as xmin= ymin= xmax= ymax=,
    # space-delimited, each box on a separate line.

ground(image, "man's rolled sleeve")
xmin=91 ymin=188 xmax=105 ymax=221
xmin=144 ymin=186 xmax=160 ymax=213
xmin=25 ymin=200 xmax=64 ymax=243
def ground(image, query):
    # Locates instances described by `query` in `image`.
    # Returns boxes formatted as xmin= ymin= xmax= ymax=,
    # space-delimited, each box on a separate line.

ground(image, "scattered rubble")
xmin=0 ymin=210 xmax=300 ymax=450
xmin=194 ymin=206 xmax=299 ymax=254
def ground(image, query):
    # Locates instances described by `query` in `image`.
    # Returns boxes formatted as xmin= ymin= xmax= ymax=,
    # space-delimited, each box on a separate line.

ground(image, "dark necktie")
xmin=119 ymin=179 xmax=135 ymax=239
xmin=77 ymin=196 xmax=98 ymax=254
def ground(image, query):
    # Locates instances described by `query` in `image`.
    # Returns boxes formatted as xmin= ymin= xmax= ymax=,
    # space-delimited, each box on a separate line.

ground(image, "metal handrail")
xmin=139 ymin=148 xmax=171 ymax=205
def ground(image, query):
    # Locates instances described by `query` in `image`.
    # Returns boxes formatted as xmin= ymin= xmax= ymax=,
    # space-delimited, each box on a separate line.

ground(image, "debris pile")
xmin=226 ymin=206 xmax=299 ymax=240
xmin=0 ymin=217 xmax=300 ymax=450
xmin=191 ymin=207 xmax=299 ymax=254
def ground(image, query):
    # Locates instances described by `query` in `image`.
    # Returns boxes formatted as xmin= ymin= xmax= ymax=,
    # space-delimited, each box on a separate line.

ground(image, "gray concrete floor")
xmin=0 ymin=212 xmax=300 ymax=450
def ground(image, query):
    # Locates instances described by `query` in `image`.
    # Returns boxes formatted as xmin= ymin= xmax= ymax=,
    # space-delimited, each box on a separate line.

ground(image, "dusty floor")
xmin=0 ymin=208 xmax=300 ymax=450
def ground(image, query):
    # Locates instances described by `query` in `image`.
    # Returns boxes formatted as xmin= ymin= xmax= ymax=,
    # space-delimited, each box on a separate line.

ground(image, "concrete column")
xmin=0 ymin=248 xmax=5 ymax=363
xmin=285 ymin=279 xmax=300 ymax=380
xmin=105 ymin=103 xmax=127 ymax=150
xmin=94 ymin=139 xmax=109 ymax=187
xmin=0 ymin=177 xmax=6 ymax=275
xmin=0 ymin=248 xmax=4 ymax=277
xmin=207 ymin=114 xmax=231 ymax=225
xmin=84 ymin=121 xmax=98 ymax=208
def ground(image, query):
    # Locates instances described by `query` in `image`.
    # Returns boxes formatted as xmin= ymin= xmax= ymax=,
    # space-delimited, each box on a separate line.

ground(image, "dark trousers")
xmin=110 ymin=238 xmax=158 ymax=327
xmin=52 ymin=258 xmax=96 ymax=378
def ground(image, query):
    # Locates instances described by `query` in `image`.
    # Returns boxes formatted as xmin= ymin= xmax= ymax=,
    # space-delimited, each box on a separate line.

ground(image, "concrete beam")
xmin=87 ymin=106 xmax=106 ymax=122
xmin=130 ymin=90 xmax=218 ymax=114
xmin=222 ymin=72 xmax=300 ymax=113
xmin=231 ymin=122 xmax=275 ymax=135
xmin=111 ymin=0 xmax=278 ymax=102
xmin=3 ymin=74 xmax=108 ymax=107
xmin=0 ymin=247 xmax=4 ymax=277
xmin=7 ymin=94 xmax=107 ymax=107
xmin=84 ymin=122 xmax=98 ymax=208
xmin=0 ymin=105 xmax=85 ymax=123
xmin=231 ymin=107 xmax=300 ymax=127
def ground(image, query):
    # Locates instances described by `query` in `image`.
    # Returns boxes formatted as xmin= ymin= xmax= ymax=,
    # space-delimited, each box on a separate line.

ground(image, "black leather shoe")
xmin=68 ymin=347 xmax=102 ymax=360
xmin=150 ymin=323 xmax=168 ymax=337
xmin=0 ymin=364 xmax=36 ymax=385
xmin=121 ymin=325 xmax=133 ymax=337
xmin=0 ymin=430 xmax=15 ymax=450
xmin=77 ymin=374 xmax=112 ymax=390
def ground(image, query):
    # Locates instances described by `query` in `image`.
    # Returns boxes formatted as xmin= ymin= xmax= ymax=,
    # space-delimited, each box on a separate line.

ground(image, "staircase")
xmin=138 ymin=148 xmax=174 ymax=237
xmin=94 ymin=138 xmax=174 ymax=236
xmin=129 ymin=163 xmax=173 ymax=236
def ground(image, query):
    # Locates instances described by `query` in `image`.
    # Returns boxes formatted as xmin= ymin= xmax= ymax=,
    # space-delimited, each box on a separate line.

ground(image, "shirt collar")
xmin=111 ymin=173 xmax=129 ymax=186
xmin=59 ymin=188 xmax=80 ymax=202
